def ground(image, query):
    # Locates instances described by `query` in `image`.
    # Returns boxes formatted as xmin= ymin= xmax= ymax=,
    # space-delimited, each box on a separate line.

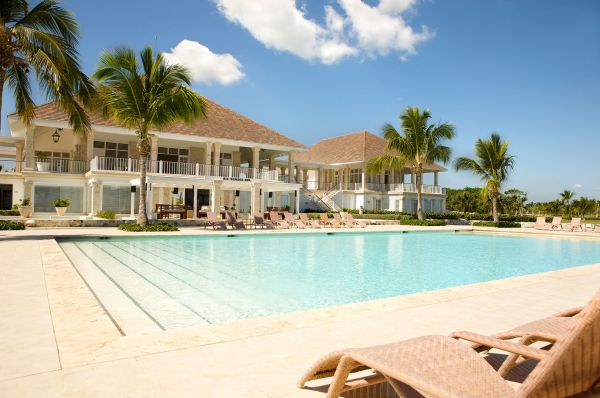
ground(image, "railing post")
xmin=195 ymin=163 xmax=200 ymax=176
xmin=159 ymin=160 xmax=163 ymax=174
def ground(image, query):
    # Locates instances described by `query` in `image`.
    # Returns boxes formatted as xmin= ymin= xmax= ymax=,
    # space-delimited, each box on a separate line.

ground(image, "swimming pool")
xmin=59 ymin=231 xmax=600 ymax=330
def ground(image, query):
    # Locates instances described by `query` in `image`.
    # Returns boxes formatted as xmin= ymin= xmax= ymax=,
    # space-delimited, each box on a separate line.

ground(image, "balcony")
xmin=33 ymin=158 xmax=88 ymax=174
xmin=90 ymin=156 xmax=281 ymax=182
xmin=338 ymin=182 xmax=445 ymax=194
xmin=0 ymin=159 xmax=21 ymax=173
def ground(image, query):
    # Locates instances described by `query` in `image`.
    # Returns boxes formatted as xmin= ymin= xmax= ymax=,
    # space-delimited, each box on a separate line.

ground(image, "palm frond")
xmin=366 ymin=154 xmax=405 ymax=175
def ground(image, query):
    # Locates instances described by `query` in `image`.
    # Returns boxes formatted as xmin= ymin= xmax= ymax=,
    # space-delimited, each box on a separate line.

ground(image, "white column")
xmin=295 ymin=165 xmax=301 ymax=184
xmin=295 ymin=190 xmax=300 ymax=214
xmin=268 ymin=154 xmax=276 ymax=170
xmin=24 ymin=127 xmax=34 ymax=169
xmin=434 ymin=171 xmax=439 ymax=186
xmin=204 ymin=142 xmax=213 ymax=164
xmin=288 ymin=151 xmax=295 ymax=183
xmin=213 ymin=143 xmax=222 ymax=166
xmin=251 ymin=182 xmax=262 ymax=215
xmin=193 ymin=185 xmax=198 ymax=219
xmin=210 ymin=180 xmax=222 ymax=212
xmin=85 ymin=130 xmax=95 ymax=161
xmin=90 ymin=181 xmax=102 ymax=216
xmin=361 ymin=168 xmax=366 ymax=191
xmin=146 ymin=181 xmax=152 ymax=218
xmin=130 ymin=188 xmax=135 ymax=218
xmin=15 ymin=142 xmax=23 ymax=172
xmin=318 ymin=167 xmax=323 ymax=190
xmin=252 ymin=147 xmax=260 ymax=169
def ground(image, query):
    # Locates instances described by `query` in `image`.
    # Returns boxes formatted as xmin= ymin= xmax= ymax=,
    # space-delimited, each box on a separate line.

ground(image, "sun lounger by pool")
xmin=564 ymin=217 xmax=583 ymax=232
xmin=298 ymin=289 xmax=600 ymax=398
xmin=207 ymin=212 xmax=227 ymax=230
xmin=254 ymin=213 xmax=274 ymax=229
xmin=345 ymin=213 xmax=366 ymax=228
xmin=319 ymin=213 xmax=333 ymax=227
xmin=226 ymin=211 xmax=246 ymax=230
xmin=300 ymin=213 xmax=320 ymax=228
xmin=549 ymin=216 xmax=562 ymax=230
xmin=332 ymin=213 xmax=346 ymax=228
xmin=270 ymin=211 xmax=290 ymax=228
xmin=284 ymin=212 xmax=305 ymax=228
xmin=534 ymin=216 xmax=547 ymax=230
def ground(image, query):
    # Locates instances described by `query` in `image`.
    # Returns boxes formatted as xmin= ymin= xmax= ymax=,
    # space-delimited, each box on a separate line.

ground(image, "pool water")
xmin=59 ymin=231 xmax=600 ymax=330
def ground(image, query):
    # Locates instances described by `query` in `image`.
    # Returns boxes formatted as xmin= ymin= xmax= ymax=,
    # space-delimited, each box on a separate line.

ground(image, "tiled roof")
xmin=28 ymin=99 xmax=304 ymax=149
xmin=295 ymin=131 xmax=447 ymax=171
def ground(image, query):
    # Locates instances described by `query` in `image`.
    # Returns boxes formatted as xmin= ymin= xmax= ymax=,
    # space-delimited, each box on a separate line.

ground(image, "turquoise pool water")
xmin=59 ymin=231 xmax=600 ymax=330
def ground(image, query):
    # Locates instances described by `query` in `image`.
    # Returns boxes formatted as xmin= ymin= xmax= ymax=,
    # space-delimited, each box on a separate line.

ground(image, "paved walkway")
xmin=0 ymin=226 xmax=599 ymax=397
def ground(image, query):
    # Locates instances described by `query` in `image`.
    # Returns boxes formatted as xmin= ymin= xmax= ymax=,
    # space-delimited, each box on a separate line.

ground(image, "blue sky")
xmin=2 ymin=0 xmax=599 ymax=201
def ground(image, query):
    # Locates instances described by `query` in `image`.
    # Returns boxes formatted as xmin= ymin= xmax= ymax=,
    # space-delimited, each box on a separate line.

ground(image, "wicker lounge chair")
xmin=270 ymin=211 xmax=290 ymax=228
xmin=332 ymin=213 xmax=347 ymax=228
xmin=284 ymin=212 xmax=305 ymax=228
xmin=254 ymin=213 xmax=274 ymax=229
xmin=345 ymin=213 xmax=366 ymax=228
xmin=226 ymin=211 xmax=246 ymax=230
xmin=534 ymin=216 xmax=547 ymax=230
xmin=298 ymin=289 xmax=600 ymax=398
xmin=300 ymin=213 xmax=321 ymax=228
xmin=564 ymin=217 xmax=583 ymax=232
xmin=207 ymin=212 xmax=227 ymax=230
xmin=319 ymin=213 xmax=334 ymax=227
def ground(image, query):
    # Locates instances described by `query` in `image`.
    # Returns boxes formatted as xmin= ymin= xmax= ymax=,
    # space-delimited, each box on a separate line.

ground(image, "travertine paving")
xmin=1 ymin=225 xmax=599 ymax=397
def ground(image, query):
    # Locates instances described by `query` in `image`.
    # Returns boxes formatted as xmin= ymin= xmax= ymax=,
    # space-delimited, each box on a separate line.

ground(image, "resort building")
xmin=294 ymin=131 xmax=447 ymax=212
xmin=0 ymin=99 xmax=306 ymax=217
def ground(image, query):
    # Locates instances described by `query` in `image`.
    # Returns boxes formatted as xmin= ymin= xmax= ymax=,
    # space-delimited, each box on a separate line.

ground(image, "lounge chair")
xmin=206 ymin=212 xmax=227 ymax=230
xmin=284 ymin=212 xmax=305 ymax=228
xmin=549 ymin=216 xmax=562 ymax=230
xmin=565 ymin=217 xmax=583 ymax=232
xmin=254 ymin=213 xmax=274 ymax=229
xmin=345 ymin=213 xmax=366 ymax=228
xmin=226 ymin=211 xmax=245 ymax=230
xmin=269 ymin=211 xmax=290 ymax=228
xmin=319 ymin=213 xmax=333 ymax=227
xmin=300 ymin=213 xmax=320 ymax=228
xmin=332 ymin=213 xmax=346 ymax=228
xmin=534 ymin=216 xmax=547 ymax=230
xmin=298 ymin=289 xmax=600 ymax=398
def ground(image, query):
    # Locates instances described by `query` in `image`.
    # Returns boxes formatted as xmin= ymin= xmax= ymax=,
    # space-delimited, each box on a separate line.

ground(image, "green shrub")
xmin=0 ymin=220 xmax=26 ymax=230
xmin=118 ymin=222 xmax=179 ymax=232
xmin=354 ymin=214 xmax=414 ymax=220
xmin=0 ymin=210 xmax=20 ymax=216
xmin=399 ymin=219 xmax=446 ymax=226
xmin=52 ymin=198 xmax=70 ymax=207
xmin=96 ymin=210 xmax=116 ymax=219
xmin=472 ymin=221 xmax=521 ymax=228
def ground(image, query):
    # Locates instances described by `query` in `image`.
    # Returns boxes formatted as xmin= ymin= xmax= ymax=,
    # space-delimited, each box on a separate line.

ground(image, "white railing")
xmin=91 ymin=156 xmax=281 ymax=182
xmin=34 ymin=158 xmax=88 ymax=174
xmin=338 ymin=181 xmax=444 ymax=194
xmin=339 ymin=182 xmax=363 ymax=191
xmin=0 ymin=159 xmax=21 ymax=173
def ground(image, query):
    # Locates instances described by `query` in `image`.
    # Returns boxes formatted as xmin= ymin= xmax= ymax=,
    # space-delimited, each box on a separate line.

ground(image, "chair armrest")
xmin=451 ymin=331 xmax=550 ymax=360
xmin=553 ymin=306 xmax=583 ymax=317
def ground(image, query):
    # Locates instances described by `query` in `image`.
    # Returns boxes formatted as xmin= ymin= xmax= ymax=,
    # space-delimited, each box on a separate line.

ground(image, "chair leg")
xmin=326 ymin=356 xmax=360 ymax=398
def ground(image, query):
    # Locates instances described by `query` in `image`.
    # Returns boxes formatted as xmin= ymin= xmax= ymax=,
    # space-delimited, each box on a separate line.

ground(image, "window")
xmin=94 ymin=141 xmax=128 ymax=158
xmin=158 ymin=147 xmax=189 ymax=163
xmin=34 ymin=185 xmax=83 ymax=213
xmin=102 ymin=185 xmax=137 ymax=214
xmin=35 ymin=151 xmax=69 ymax=159
xmin=349 ymin=168 xmax=362 ymax=183
xmin=220 ymin=153 xmax=232 ymax=160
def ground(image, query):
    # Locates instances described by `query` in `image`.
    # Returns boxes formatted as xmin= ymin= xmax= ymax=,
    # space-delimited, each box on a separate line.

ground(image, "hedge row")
xmin=118 ymin=222 xmax=179 ymax=232
xmin=0 ymin=220 xmax=26 ymax=230
xmin=399 ymin=219 xmax=447 ymax=226
xmin=472 ymin=221 xmax=522 ymax=228
xmin=343 ymin=209 xmax=538 ymax=222
xmin=0 ymin=210 xmax=20 ymax=216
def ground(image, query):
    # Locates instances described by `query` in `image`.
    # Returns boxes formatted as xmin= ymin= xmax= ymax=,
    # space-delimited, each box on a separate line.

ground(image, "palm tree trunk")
xmin=492 ymin=192 xmax=499 ymax=222
xmin=416 ymin=170 xmax=424 ymax=220
xmin=0 ymin=73 xmax=4 ymax=134
xmin=137 ymin=135 xmax=151 ymax=226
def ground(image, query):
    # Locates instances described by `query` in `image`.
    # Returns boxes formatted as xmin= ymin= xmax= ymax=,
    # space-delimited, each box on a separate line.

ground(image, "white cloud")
xmin=162 ymin=40 xmax=245 ymax=85
xmin=573 ymin=183 xmax=583 ymax=189
xmin=213 ymin=0 xmax=431 ymax=64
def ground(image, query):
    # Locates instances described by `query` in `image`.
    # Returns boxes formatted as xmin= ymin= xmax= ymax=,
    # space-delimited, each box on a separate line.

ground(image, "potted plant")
xmin=53 ymin=198 xmax=70 ymax=216
xmin=16 ymin=198 xmax=32 ymax=218
xmin=36 ymin=152 xmax=51 ymax=172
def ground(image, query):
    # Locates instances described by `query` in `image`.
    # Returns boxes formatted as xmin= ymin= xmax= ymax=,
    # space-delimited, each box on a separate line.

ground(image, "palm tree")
xmin=93 ymin=47 xmax=207 ymax=225
xmin=559 ymin=189 xmax=575 ymax=216
xmin=454 ymin=133 xmax=516 ymax=222
xmin=571 ymin=197 xmax=595 ymax=218
xmin=367 ymin=107 xmax=455 ymax=220
xmin=0 ymin=0 xmax=93 ymax=133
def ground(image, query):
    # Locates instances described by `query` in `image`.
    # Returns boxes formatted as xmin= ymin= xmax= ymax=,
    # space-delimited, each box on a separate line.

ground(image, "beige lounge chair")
xmin=565 ymin=217 xmax=583 ymax=232
xmin=300 ymin=213 xmax=320 ymax=228
xmin=254 ymin=213 xmax=274 ymax=229
xmin=226 ymin=211 xmax=245 ymax=230
xmin=332 ymin=213 xmax=347 ymax=228
xmin=549 ymin=216 xmax=562 ymax=230
xmin=534 ymin=216 xmax=547 ymax=230
xmin=269 ymin=211 xmax=290 ymax=228
xmin=284 ymin=212 xmax=305 ymax=228
xmin=206 ymin=212 xmax=227 ymax=230
xmin=345 ymin=213 xmax=366 ymax=228
xmin=298 ymin=289 xmax=600 ymax=398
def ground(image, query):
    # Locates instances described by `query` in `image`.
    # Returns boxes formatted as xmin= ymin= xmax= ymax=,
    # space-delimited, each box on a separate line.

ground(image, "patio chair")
xmin=300 ymin=213 xmax=321 ymax=228
xmin=284 ymin=212 xmax=305 ymax=228
xmin=533 ymin=216 xmax=547 ymax=230
xmin=345 ymin=213 xmax=366 ymax=228
xmin=319 ymin=213 xmax=333 ymax=227
xmin=549 ymin=216 xmax=563 ymax=230
xmin=254 ymin=213 xmax=274 ymax=229
xmin=298 ymin=289 xmax=600 ymax=398
xmin=332 ymin=213 xmax=346 ymax=228
xmin=207 ymin=212 xmax=227 ymax=230
xmin=269 ymin=211 xmax=290 ymax=228
xmin=564 ymin=217 xmax=583 ymax=232
xmin=226 ymin=211 xmax=246 ymax=230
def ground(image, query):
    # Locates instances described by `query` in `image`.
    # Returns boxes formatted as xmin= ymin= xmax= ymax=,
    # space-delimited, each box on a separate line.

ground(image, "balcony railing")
xmin=34 ymin=158 xmax=88 ymax=174
xmin=91 ymin=156 xmax=281 ymax=182
xmin=338 ymin=182 xmax=444 ymax=194
xmin=0 ymin=159 xmax=21 ymax=173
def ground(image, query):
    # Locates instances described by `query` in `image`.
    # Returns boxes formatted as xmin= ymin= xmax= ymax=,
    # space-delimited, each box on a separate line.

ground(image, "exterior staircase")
xmin=299 ymin=185 xmax=341 ymax=212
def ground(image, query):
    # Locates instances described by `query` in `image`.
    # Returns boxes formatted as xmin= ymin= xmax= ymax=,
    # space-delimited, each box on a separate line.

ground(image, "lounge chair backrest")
xmin=269 ymin=211 xmax=280 ymax=222
xmin=571 ymin=217 xmax=581 ymax=226
xmin=519 ymin=289 xmax=600 ymax=397
xmin=319 ymin=213 xmax=329 ymax=223
xmin=333 ymin=213 xmax=342 ymax=221
xmin=535 ymin=216 xmax=546 ymax=226
xmin=254 ymin=214 xmax=264 ymax=224
xmin=207 ymin=212 xmax=220 ymax=222
xmin=346 ymin=214 xmax=356 ymax=222
xmin=284 ymin=212 xmax=295 ymax=222
xmin=551 ymin=216 xmax=562 ymax=225
xmin=299 ymin=213 xmax=309 ymax=222
xmin=226 ymin=211 xmax=237 ymax=224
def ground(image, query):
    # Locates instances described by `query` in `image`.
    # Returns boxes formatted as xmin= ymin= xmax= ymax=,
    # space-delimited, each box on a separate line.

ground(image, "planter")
xmin=18 ymin=206 xmax=32 ymax=219
xmin=36 ymin=162 xmax=50 ymax=172
xmin=55 ymin=207 xmax=67 ymax=216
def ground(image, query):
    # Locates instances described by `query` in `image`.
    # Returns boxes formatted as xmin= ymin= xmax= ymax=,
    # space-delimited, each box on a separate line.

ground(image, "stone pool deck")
xmin=1 ymin=225 xmax=599 ymax=397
